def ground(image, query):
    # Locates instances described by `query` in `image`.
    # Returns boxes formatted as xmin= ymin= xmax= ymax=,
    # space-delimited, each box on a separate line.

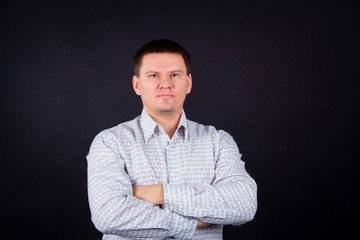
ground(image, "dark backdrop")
xmin=1 ymin=0 xmax=358 ymax=239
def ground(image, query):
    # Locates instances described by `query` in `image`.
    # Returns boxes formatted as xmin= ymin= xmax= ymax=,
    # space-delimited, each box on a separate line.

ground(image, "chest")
xmin=124 ymin=137 xmax=216 ymax=186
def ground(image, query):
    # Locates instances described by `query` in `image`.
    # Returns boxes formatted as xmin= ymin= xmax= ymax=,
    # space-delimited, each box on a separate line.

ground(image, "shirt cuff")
xmin=163 ymin=183 xmax=194 ymax=216
xmin=169 ymin=211 xmax=197 ymax=239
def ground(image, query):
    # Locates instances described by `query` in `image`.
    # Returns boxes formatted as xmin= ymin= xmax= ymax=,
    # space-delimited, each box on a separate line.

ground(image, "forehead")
xmin=140 ymin=52 xmax=186 ymax=72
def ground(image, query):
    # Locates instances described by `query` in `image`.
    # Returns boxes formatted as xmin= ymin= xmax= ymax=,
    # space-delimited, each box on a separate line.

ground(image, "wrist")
xmin=158 ymin=184 xmax=165 ymax=205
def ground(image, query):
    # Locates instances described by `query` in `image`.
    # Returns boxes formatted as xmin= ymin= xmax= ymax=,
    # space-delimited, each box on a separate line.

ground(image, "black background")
xmin=1 ymin=0 xmax=358 ymax=239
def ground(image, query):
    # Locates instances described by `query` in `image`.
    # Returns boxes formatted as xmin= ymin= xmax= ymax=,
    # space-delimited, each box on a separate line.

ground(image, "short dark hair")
xmin=134 ymin=39 xmax=191 ymax=76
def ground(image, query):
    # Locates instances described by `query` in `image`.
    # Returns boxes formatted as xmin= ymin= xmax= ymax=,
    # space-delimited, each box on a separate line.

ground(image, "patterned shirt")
xmin=87 ymin=109 xmax=257 ymax=240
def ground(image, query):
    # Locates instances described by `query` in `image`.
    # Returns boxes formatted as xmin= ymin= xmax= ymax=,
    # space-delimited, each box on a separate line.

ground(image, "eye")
xmin=171 ymin=73 xmax=179 ymax=77
xmin=149 ymin=74 xmax=158 ymax=78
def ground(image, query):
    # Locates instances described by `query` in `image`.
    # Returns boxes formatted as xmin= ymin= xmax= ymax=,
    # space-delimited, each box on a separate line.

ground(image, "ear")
xmin=132 ymin=75 xmax=141 ymax=95
xmin=186 ymin=74 xmax=192 ymax=94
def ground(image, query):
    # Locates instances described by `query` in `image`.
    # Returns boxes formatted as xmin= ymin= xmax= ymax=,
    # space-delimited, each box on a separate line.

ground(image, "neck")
xmin=146 ymin=108 xmax=182 ymax=139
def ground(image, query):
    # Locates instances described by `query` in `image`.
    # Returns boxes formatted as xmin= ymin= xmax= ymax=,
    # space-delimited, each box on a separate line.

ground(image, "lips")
xmin=157 ymin=93 xmax=174 ymax=98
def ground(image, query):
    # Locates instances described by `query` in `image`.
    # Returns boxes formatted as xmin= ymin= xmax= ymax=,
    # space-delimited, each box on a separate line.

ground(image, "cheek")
xmin=140 ymin=84 xmax=157 ymax=98
xmin=142 ymin=81 xmax=157 ymax=89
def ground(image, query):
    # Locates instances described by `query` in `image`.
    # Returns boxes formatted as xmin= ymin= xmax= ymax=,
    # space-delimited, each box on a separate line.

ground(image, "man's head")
xmin=134 ymin=39 xmax=191 ymax=77
xmin=132 ymin=39 xmax=192 ymax=118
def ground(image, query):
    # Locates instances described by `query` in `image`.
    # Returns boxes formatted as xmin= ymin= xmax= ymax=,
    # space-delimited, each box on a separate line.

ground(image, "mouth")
xmin=157 ymin=94 xmax=174 ymax=98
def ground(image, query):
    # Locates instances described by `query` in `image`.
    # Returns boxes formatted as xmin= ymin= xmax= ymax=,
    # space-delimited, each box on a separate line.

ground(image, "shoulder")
xmin=187 ymin=119 xmax=232 ymax=141
xmin=90 ymin=116 xmax=142 ymax=148
xmin=186 ymin=119 xmax=240 ymax=159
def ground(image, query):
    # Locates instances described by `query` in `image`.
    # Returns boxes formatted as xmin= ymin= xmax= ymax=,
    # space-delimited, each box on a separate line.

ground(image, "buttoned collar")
xmin=140 ymin=109 xmax=189 ymax=142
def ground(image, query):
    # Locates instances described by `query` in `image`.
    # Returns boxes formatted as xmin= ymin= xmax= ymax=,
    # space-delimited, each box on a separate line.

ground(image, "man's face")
xmin=133 ymin=52 xmax=192 ymax=117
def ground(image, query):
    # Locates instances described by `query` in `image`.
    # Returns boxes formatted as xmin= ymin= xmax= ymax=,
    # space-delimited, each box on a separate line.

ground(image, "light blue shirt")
xmin=87 ymin=109 xmax=257 ymax=239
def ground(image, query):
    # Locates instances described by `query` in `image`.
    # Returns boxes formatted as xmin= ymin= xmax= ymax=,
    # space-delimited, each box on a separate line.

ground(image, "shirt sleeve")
xmin=163 ymin=130 xmax=257 ymax=225
xmin=87 ymin=131 xmax=198 ymax=239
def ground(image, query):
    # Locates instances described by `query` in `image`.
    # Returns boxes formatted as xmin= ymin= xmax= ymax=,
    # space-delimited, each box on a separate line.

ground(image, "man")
xmin=87 ymin=39 xmax=257 ymax=239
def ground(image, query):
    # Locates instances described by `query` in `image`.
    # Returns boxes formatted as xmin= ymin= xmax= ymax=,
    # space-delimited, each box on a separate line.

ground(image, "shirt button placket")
xmin=167 ymin=142 xmax=175 ymax=184
xmin=160 ymin=133 xmax=171 ymax=183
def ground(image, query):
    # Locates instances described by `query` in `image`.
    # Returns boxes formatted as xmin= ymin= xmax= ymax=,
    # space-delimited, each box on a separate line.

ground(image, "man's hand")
xmin=197 ymin=220 xmax=212 ymax=228
xmin=133 ymin=184 xmax=165 ymax=205
xmin=133 ymin=185 xmax=212 ymax=228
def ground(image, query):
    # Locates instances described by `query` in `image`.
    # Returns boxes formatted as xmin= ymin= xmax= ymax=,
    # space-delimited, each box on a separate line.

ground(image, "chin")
xmin=159 ymin=109 xmax=174 ymax=113
xmin=156 ymin=105 xmax=175 ymax=112
xmin=155 ymin=108 xmax=176 ymax=115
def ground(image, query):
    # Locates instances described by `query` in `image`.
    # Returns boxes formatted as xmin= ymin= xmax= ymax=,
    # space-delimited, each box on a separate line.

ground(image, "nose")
xmin=159 ymin=76 xmax=172 ymax=89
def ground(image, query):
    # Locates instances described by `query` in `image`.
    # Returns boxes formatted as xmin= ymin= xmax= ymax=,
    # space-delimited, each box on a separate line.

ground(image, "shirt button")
xmin=169 ymin=205 xmax=174 ymax=210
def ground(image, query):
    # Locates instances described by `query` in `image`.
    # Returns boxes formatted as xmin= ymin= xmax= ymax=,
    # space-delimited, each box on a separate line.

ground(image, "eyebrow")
xmin=170 ymin=69 xmax=184 ymax=73
xmin=145 ymin=69 xmax=185 ymax=74
xmin=145 ymin=71 xmax=159 ymax=74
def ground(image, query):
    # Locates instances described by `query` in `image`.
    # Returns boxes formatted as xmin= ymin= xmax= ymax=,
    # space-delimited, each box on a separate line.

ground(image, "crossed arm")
xmin=132 ymin=131 xmax=257 ymax=228
xmin=87 ymin=130 xmax=257 ymax=238
xmin=133 ymin=184 xmax=211 ymax=228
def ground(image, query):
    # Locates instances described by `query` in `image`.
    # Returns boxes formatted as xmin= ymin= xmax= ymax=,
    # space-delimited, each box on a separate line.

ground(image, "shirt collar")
xmin=140 ymin=108 xmax=189 ymax=142
xmin=140 ymin=109 xmax=158 ymax=142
